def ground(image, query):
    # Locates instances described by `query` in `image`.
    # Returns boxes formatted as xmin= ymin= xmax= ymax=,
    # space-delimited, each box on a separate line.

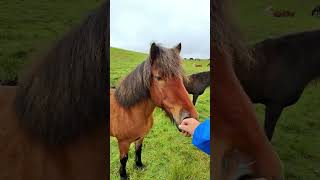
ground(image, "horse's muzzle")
xmin=175 ymin=110 xmax=191 ymax=132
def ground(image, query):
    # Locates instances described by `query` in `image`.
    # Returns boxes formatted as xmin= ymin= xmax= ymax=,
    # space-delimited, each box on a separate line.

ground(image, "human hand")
xmin=178 ymin=118 xmax=200 ymax=136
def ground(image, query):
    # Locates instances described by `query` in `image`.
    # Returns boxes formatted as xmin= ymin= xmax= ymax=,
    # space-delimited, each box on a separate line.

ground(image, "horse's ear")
xmin=175 ymin=43 xmax=182 ymax=53
xmin=150 ymin=42 xmax=159 ymax=63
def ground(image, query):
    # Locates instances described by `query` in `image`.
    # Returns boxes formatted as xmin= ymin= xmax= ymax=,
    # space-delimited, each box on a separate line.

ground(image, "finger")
xmin=178 ymin=124 xmax=188 ymax=131
xmin=182 ymin=118 xmax=198 ymax=125
xmin=180 ymin=120 xmax=189 ymax=125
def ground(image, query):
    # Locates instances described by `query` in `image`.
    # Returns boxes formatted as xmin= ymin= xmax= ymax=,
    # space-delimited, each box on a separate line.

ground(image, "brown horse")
xmin=0 ymin=2 xmax=108 ymax=180
xmin=110 ymin=43 xmax=198 ymax=180
xmin=211 ymin=0 xmax=284 ymax=179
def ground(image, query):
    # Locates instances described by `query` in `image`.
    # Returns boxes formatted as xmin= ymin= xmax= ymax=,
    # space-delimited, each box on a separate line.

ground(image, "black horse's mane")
xmin=15 ymin=1 xmax=109 ymax=145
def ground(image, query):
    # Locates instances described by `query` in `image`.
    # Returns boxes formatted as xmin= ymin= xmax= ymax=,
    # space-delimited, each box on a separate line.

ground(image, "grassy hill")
xmin=110 ymin=47 xmax=210 ymax=180
xmin=233 ymin=0 xmax=320 ymax=179
xmin=234 ymin=0 xmax=320 ymax=44
xmin=0 ymin=0 xmax=102 ymax=79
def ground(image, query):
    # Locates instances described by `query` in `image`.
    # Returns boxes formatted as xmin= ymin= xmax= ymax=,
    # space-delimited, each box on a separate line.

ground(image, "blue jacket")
xmin=192 ymin=119 xmax=210 ymax=155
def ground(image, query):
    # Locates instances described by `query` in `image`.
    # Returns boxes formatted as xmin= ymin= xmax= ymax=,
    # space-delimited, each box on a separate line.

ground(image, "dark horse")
xmin=211 ymin=0 xmax=284 ymax=179
xmin=0 ymin=2 xmax=108 ymax=180
xmin=234 ymin=29 xmax=320 ymax=140
xmin=184 ymin=71 xmax=210 ymax=105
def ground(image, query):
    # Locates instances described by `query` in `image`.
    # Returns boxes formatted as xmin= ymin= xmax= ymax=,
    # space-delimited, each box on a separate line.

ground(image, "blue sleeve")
xmin=192 ymin=118 xmax=210 ymax=155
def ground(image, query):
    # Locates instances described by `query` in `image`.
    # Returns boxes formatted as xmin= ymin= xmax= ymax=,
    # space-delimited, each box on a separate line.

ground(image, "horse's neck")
xmin=134 ymin=98 xmax=156 ymax=117
xmin=306 ymin=52 xmax=320 ymax=80
xmin=204 ymin=72 xmax=211 ymax=87
xmin=212 ymin=51 xmax=285 ymax=178
xmin=213 ymin=51 xmax=267 ymax=150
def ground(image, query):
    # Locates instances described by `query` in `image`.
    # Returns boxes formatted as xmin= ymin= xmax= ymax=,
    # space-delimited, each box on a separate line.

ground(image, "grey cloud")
xmin=111 ymin=0 xmax=209 ymax=59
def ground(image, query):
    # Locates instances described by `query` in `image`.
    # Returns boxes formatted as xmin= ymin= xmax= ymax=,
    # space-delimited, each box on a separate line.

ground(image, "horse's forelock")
xmin=152 ymin=45 xmax=184 ymax=78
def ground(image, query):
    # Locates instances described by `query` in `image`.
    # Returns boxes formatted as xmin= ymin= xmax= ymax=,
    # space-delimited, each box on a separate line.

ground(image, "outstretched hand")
xmin=178 ymin=118 xmax=200 ymax=137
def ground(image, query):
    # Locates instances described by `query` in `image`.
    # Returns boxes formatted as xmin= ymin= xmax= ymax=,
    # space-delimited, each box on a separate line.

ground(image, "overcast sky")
xmin=111 ymin=0 xmax=210 ymax=59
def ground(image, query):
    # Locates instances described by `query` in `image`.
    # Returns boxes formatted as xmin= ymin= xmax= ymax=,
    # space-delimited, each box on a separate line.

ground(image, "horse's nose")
xmin=180 ymin=110 xmax=190 ymax=122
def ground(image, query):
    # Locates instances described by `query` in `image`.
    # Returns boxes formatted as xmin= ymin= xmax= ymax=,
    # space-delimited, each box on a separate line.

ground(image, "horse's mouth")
xmin=176 ymin=110 xmax=191 ymax=132
xmin=175 ymin=123 xmax=182 ymax=132
xmin=161 ymin=107 xmax=191 ymax=132
xmin=175 ymin=116 xmax=190 ymax=132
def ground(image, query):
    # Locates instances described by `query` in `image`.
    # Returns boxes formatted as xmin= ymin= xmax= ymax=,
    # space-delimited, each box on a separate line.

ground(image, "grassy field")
xmin=234 ymin=0 xmax=320 ymax=179
xmin=110 ymin=47 xmax=210 ymax=180
xmin=0 ymin=0 xmax=102 ymax=79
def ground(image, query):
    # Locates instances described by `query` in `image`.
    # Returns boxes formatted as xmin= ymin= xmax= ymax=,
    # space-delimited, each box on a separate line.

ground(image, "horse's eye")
xmin=155 ymin=76 xmax=163 ymax=81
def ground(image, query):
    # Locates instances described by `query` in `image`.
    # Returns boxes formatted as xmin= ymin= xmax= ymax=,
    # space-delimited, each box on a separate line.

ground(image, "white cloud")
xmin=111 ymin=0 xmax=210 ymax=59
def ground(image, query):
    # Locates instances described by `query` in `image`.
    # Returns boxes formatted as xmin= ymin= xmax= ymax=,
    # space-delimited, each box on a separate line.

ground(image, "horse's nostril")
xmin=180 ymin=110 xmax=190 ymax=121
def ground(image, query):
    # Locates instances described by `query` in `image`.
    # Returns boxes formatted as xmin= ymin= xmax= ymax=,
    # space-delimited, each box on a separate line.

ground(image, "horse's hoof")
xmin=135 ymin=163 xmax=145 ymax=170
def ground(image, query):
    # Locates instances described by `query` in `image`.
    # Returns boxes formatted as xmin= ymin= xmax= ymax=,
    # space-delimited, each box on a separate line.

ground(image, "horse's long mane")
xmin=115 ymin=44 xmax=184 ymax=108
xmin=15 ymin=1 xmax=109 ymax=145
xmin=212 ymin=0 xmax=253 ymax=66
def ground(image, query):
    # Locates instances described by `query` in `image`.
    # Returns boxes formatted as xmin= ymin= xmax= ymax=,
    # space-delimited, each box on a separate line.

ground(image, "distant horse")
xmin=0 ymin=2 xmax=108 ymax=180
xmin=312 ymin=5 xmax=320 ymax=16
xmin=234 ymin=29 xmax=320 ymax=140
xmin=193 ymin=64 xmax=203 ymax=67
xmin=265 ymin=6 xmax=295 ymax=17
xmin=272 ymin=10 xmax=295 ymax=17
xmin=211 ymin=0 xmax=284 ymax=179
xmin=110 ymin=43 xmax=198 ymax=180
xmin=184 ymin=71 xmax=210 ymax=105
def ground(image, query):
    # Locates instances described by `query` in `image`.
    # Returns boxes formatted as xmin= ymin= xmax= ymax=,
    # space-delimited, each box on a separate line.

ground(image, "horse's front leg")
xmin=193 ymin=94 xmax=199 ymax=105
xmin=135 ymin=137 xmax=145 ymax=169
xmin=118 ymin=140 xmax=130 ymax=180
xmin=264 ymin=104 xmax=284 ymax=140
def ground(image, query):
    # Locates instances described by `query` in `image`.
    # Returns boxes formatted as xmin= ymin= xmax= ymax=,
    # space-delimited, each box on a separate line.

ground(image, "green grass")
xmin=110 ymin=47 xmax=210 ymax=180
xmin=0 ymin=0 xmax=102 ymax=79
xmin=234 ymin=0 xmax=320 ymax=179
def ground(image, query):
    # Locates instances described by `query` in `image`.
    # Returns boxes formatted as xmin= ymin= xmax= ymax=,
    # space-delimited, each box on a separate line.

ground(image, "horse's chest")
xmin=127 ymin=114 xmax=153 ymax=137
xmin=111 ymin=108 xmax=154 ymax=141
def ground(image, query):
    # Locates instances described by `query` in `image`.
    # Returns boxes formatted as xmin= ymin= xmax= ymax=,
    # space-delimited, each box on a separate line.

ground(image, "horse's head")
xmin=148 ymin=43 xmax=198 ymax=127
